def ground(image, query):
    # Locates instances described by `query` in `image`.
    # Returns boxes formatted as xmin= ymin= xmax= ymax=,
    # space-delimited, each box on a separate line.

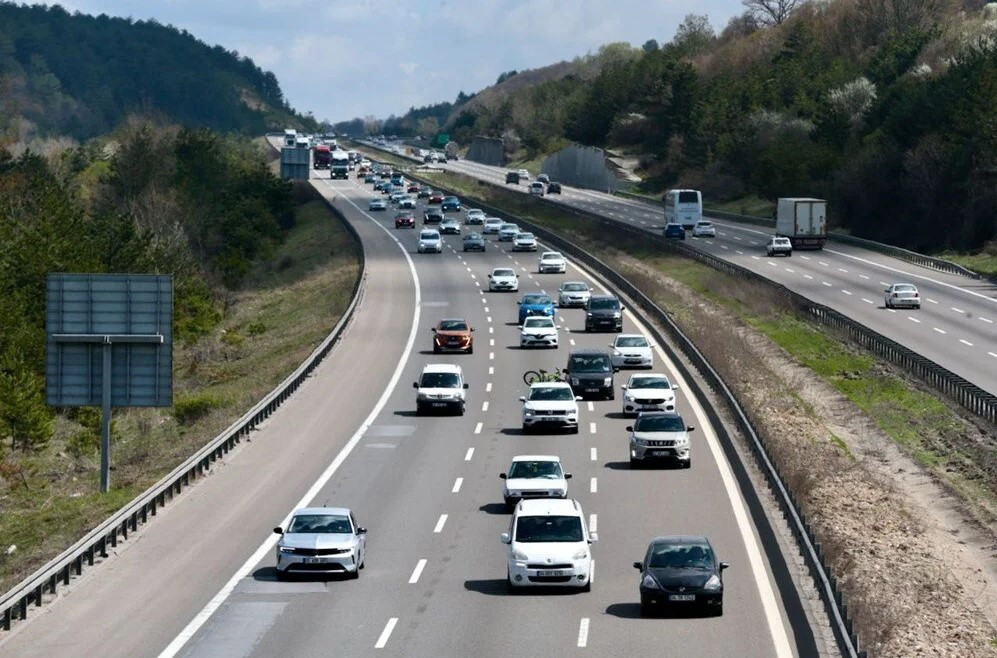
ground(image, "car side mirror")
xmin=463 ymin=383 xmax=469 ymax=389
xmin=515 ymin=274 xmax=520 ymax=278
xmin=687 ymin=426 xmax=696 ymax=432
xmin=431 ymin=328 xmax=436 ymax=332
xmin=273 ymin=527 xmax=283 ymax=535
xmin=626 ymin=426 xmax=634 ymax=432
xmin=575 ymin=396 xmax=583 ymax=401
xmin=621 ymin=307 xmax=626 ymax=312
xmin=499 ymin=473 xmax=507 ymax=479
xmin=357 ymin=527 xmax=367 ymax=535
xmin=633 ymin=561 xmax=643 ymax=570
xmin=471 ymin=327 xmax=475 ymax=332
xmin=565 ymin=473 xmax=572 ymax=479
xmin=620 ymin=385 xmax=628 ymax=390
xmin=413 ymin=382 xmax=418 ymax=388
xmin=720 ymin=561 xmax=730 ymax=570
xmin=589 ymin=532 xmax=598 ymax=543
xmin=518 ymin=396 xmax=526 ymax=402
xmin=672 ymin=384 xmax=680 ymax=390
xmin=613 ymin=367 xmax=620 ymax=373
xmin=516 ymin=301 xmax=521 ymax=304
xmin=500 ymin=533 xmax=511 ymax=544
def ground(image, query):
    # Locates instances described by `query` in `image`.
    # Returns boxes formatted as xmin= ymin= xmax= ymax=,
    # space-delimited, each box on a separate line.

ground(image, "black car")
xmin=547 ymin=182 xmax=562 ymax=194
xmin=633 ymin=535 xmax=728 ymax=617
xmin=462 ymin=233 xmax=486 ymax=252
xmin=424 ymin=208 xmax=445 ymax=224
xmin=441 ymin=196 xmax=462 ymax=212
xmin=505 ymin=171 xmax=520 ymax=184
xmin=417 ymin=185 xmax=432 ymax=198
xmin=585 ymin=295 xmax=624 ymax=332
xmin=564 ymin=349 xmax=618 ymax=400
xmin=664 ymin=223 xmax=685 ymax=240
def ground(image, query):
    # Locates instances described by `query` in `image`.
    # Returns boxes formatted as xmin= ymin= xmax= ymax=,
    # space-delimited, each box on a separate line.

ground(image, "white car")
xmin=620 ymin=373 xmax=678 ymax=415
xmin=609 ymin=334 xmax=654 ymax=368
xmin=501 ymin=498 xmax=595 ymax=591
xmin=519 ymin=381 xmax=579 ymax=434
xmin=692 ymin=221 xmax=716 ymax=237
xmin=529 ymin=182 xmax=545 ymax=196
xmin=538 ymin=251 xmax=566 ymax=273
xmin=368 ymin=198 xmax=387 ymax=211
xmin=500 ymin=455 xmax=571 ymax=509
xmin=498 ymin=223 xmax=521 ymax=241
xmin=766 ymin=236 xmax=793 ymax=257
xmin=418 ymin=229 xmax=442 ymax=253
xmin=488 ymin=267 xmax=520 ymax=292
xmin=517 ymin=168 xmax=531 ymax=180
xmin=520 ymin=316 xmax=558 ymax=349
xmin=465 ymin=208 xmax=486 ymax=224
xmin=397 ymin=195 xmax=416 ymax=209
xmin=557 ymin=281 xmax=591 ymax=308
xmin=274 ymin=507 xmax=366 ymax=579
xmin=413 ymin=363 xmax=467 ymax=415
xmin=884 ymin=283 xmax=921 ymax=309
xmin=483 ymin=218 xmax=504 ymax=234
xmin=513 ymin=232 xmax=538 ymax=251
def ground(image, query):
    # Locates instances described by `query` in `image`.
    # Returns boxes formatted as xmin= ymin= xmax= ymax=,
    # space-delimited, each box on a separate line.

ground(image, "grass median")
xmin=0 ymin=189 xmax=361 ymax=594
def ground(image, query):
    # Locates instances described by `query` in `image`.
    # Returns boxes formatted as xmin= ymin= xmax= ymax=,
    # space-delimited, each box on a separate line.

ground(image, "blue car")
xmin=518 ymin=292 xmax=556 ymax=325
xmin=442 ymin=196 xmax=462 ymax=212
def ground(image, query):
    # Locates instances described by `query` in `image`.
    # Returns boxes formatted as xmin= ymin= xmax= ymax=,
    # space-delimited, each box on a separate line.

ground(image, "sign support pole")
xmin=101 ymin=340 xmax=112 ymax=493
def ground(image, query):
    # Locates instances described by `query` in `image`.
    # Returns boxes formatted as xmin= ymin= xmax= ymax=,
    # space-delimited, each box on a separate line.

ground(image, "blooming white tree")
xmin=827 ymin=77 xmax=878 ymax=126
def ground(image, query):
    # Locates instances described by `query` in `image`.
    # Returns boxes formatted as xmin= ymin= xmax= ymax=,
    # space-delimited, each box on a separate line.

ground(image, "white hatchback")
xmin=557 ymin=281 xmax=591 ymax=308
xmin=501 ymin=498 xmax=595 ymax=591
xmin=488 ymin=267 xmax=520 ymax=292
xmin=418 ymin=229 xmax=442 ymax=253
xmin=610 ymin=334 xmax=654 ymax=368
xmin=692 ymin=221 xmax=716 ymax=237
xmin=483 ymin=218 xmax=504 ymax=234
xmin=513 ymin=232 xmax=538 ymax=251
xmin=520 ymin=316 xmax=558 ymax=349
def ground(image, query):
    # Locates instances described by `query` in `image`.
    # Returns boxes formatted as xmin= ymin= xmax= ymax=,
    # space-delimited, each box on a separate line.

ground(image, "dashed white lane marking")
xmin=587 ymin=401 xmax=594 ymax=412
xmin=484 ymin=307 xmax=490 ymax=313
xmin=481 ymin=297 xmax=486 ymax=303
xmin=951 ymin=307 xmax=965 ymax=314
xmin=785 ymin=268 xmax=795 ymax=273
xmin=879 ymin=281 xmax=890 ymax=287
xmin=752 ymin=255 xmax=761 ymax=260
xmin=452 ymin=478 xmax=463 ymax=493
xmin=589 ymin=514 xmax=598 ymax=533
xmin=837 ymin=267 xmax=847 ymax=273
xmin=589 ymin=422 xmax=597 ymax=434
xmin=799 ymin=255 xmax=810 ymax=260
xmin=482 ymin=401 xmax=489 ymax=411
xmin=577 ymin=618 xmax=590 ymax=648
xmin=474 ymin=422 xmax=482 ymax=434
xmin=489 ymin=326 xmax=494 ymax=334
xmin=859 ymin=274 xmax=869 ymax=280
xmin=735 ymin=250 xmax=744 ymax=255
xmin=590 ymin=477 xmax=597 ymax=493
xmin=804 ymin=274 xmax=813 ymax=280
xmin=926 ymin=298 xmax=937 ymax=304
xmin=989 ymin=352 xmax=997 ymax=359
xmin=489 ymin=366 xmax=494 ymax=375
xmin=933 ymin=327 xmax=947 ymax=334
xmin=821 ymin=281 xmax=832 ymax=287
xmin=434 ymin=515 xmax=448 ymax=533
xmin=570 ymin=339 xmax=576 ymax=346
xmin=862 ymin=298 xmax=874 ymax=304
xmin=489 ymin=338 xmax=495 ymax=346
xmin=489 ymin=352 xmax=495 ymax=360
xmin=982 ymin=317 xmax=994 ymax=324
xmin=486 ymin=382 xmax=493 ymax=392
xmin=886 ymin=308 xmax=897 ymax=314
xmin=908 ymin=317 xmax=921 ymax=324
xmin=721 ymin=245 xmax=729 ymax=250
xmin=465 ymin=447 xmax=475 ymax=461
xmin=819 ymin=261 xmax=829 ymax=267
xmin=590 ymin=447 xmax=597 ymax=461
xmin=842 ymin=290 xmax=852 ymax=295
xmin=960 ymin=339 xmax=974 ymax=347
xmin=375 ymin=617 xmax=398 ymax=649
xmin=487 ymin=316 xmax=492 ymax=323
xmin=409 ymin=559 xmax=428 ymax=584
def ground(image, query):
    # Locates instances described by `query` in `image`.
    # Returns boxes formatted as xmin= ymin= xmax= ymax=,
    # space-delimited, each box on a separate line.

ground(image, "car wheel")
xmin=711 ymin=603 xmax=723 ymax=617
xmin=787 ymin=252 xmax=792 ymax=257
xmin=522 ymin=425 xmax=531 ymax=435
xmin=416 ymin=403 xmax=425 ymax=416
xmin=684 ymin=459 xmax=692 ymax=469
xmin=507 ymin=571 xmax=521 ymax=594
xmin=275 ymin=569 xmax=287 ymax=581
xmin=349 ymin=567 xmax=360 ymax=580
xmin=433 ymin=345 xmax=440 ymax=354
xmin=467 ymin=345 xmax=474 ymax=354
xmin=570 ymin=425 xmax=579 ymax=435
xmin=640 ymin=604 xmax=652 ymax=618
xmin=607 ymin=390 xmax=615 ymax=401
xmin=581 ymin=581 xmax=591 ymax=593
xmin=630 ymin=457 xmax=640 ymax=469
xmin=457 ymin=404 xmax=465 ymax=416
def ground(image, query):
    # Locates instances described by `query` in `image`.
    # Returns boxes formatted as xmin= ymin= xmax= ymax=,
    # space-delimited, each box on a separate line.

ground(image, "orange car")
xmin=432 ymin=318 xmax=474 ymax=354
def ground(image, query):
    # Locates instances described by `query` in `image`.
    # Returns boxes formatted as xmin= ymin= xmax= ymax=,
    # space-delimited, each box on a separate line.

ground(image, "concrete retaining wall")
xmin=465 ymin=136 xmax=505 ymax=166
xmin=541 ymin=144 xmax=618 ymax=192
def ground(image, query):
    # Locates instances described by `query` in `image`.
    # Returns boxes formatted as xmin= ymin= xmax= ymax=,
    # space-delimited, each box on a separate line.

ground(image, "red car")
xmin=432 ymin=318 xmax=474 ymax=354
xmin=395 ymin=212 xmax=416 ymax=228
xmin=428 ymin=192 xmax=444 ymax=204
xmin=408 ymin=184 xmax=420 ymax=193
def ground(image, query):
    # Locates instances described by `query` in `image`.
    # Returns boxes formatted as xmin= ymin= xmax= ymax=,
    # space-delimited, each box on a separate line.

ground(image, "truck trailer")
xmin=776 ymin=198 xmax=827 ymax=249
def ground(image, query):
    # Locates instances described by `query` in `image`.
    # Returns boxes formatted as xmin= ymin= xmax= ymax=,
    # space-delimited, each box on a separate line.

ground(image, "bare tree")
xmin=742 ymin=0 xmax=801 ymax=26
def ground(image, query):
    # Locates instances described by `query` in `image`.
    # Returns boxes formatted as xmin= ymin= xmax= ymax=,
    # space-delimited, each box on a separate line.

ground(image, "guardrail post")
xmin=74 ymin=555 xmax=82 ymax=576
xmin=62 ymin=564 xmax=69 ymax=586
xmin=3 ymin=607 xmax=10 ymax=630
xmin=17 ymin=597 xmax=25 ymax=621
xmin=99 ymin=536 xmax=107 ymax=558
xmin=87 ymin=545 xmax=94 ymax=566
xmin=33 ymin=585 xmax=42 ymax=607
xmin=48 ymin=574 xmax=56 ymax=594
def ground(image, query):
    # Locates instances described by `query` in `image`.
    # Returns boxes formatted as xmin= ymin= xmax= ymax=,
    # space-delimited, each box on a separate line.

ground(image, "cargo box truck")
xmin=776 ymin=198 xmax=827 ymax=249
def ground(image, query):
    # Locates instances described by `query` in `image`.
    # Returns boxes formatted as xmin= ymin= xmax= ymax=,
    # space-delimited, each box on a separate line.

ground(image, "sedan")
xmin=488 ymin=267 xmax=519 ymax=292
xmin=424 ymin=208 xmax=445 ymax=225
xmin=634 ymin=535 xmax=727 ymax=616
xmin=440 ymin=218 xmax=461 ymax=235
xmin=417 ymin=185 xmax=432 ymax=198
xmin=609 ymin=334 xmax=654 ymax=369
xmin=520 ymin=316 xmax=558 ymax=349
xmin=692 ymin=221 xmax=716 ymax=237
xmin=274 ymin=507 xmax=367 ymax=580
xmin=621 ymin=373 xmax=677 ymax=415
xmin=663 ymin=223 xmax=685 ymax=240
xmin=432 ymin=318 xmax=474 ymax=354
xmin=441 ymin=196 xmax=462 ymax=212
xmin=463 ymin=233 xmax=486 ymax=252
xmin=418 ymin=229 xmax=442 ymax=253
xmin=465 ymin=208 xmax=486 ymax=225
xmin=538 ymin=251 xmax=566 ymax=274
xmin=364 ymin=174 xmax=377 ymax=184
xmin=428 ymin=192 xmax=444 ymax=204
xmin=407 ymin=184 xmax=420 ymax=193
xmin=394 ymin=212 xmax=415 ymax=228
xmin=557 ymin=281 xmax=591 ymax=308
xmin=884 ymin=283 xmax=920 ymax=309
xmin=627 ymin=411 xmax=693 ymax=468
xmin=512 ymin=232 xmax=538 ymax=251
xmin=498 ymin=223 xmax=521 ymax=242
xmin=368 ymin=198 xmax=387 ymax=211
xmin=483 ymin=218 xmax=504 ymax=235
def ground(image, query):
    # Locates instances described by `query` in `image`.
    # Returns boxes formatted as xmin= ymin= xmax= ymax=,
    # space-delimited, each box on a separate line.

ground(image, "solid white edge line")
xmin=157 ymin=181 xmax=423 ymax=658
xmin=375 ymin=618 xmax=398 ymax=649
xmin=577 ymin=617 xmax=590 ymax=648
xmin=408 ymin=558 xmax=427 ymax=584
xmin=433 ymin=515 xmax=447 ymax=533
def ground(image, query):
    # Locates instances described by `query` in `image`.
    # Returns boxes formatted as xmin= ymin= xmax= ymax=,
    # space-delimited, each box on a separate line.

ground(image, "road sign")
xmin=436 ymin=133 xmax=450 ymax=146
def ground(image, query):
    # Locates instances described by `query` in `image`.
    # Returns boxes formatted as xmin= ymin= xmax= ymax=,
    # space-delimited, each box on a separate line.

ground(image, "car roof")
xmin=438 ymin=318 xmax=468 ymax=324
xmin=615 ymin=334 xmax=645 ymax=340
xmin=516 ymin=498 xmax=581 ymax=516
xmin=648 ymin=535 xmax=712 ymax=546
xmin=629 ymin=372 xmax=670 ymax=381
xmin=560 ymin=281 xmax=588 ymax=287
xmin=293 ymin=506 xmax=352 ymax=516
xmin=422 ymin=363 xmax=462 ymax=374
xmin=492 ymin=267 xmax=515 ymax=274
xmin=569 ymin=348 xmax=611 ymax=356
xmin=588 ymin=294 xmax=619 ymax=301
xmin=529 ymin=381 xmax=571 ymax=389
xmin=635 ymin=410 xmax=682 ymax=419
xmin=511 ymin=454 xmax=561 ymax=462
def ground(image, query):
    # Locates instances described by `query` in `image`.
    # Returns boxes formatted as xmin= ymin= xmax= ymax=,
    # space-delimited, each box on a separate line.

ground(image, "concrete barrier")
xmin=541 ymin=144 xmax=618 ymax=192
xmin=465 ymin=136 xmax=504 ymax=166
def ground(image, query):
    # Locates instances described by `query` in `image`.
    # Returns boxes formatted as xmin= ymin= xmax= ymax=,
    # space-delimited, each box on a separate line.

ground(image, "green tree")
xmin=0 ymin=362 xmax=53 ymax=452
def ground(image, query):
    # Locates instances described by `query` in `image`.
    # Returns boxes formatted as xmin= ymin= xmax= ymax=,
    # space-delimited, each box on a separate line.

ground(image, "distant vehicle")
xmin=500 ymin=455 xmax=571 ymax=508
xmin=609 ymin=334 xmax=654 ymax=369
xmin=397 ymin=195 xmax=416 ymax=209
xmin=518 ymin=383 xmax=579 ymax=434
xmin=313 ymin=144 xmax=332 ymax=169
xmin=663 ymin=223 xmax=686 ymax=240
xmin=295 ymin=135 xmax=310 ymax=149
xmin=347 ymin=151 xmax=359 ymax=168
xmin=483 ymin=218 xmax=504 ymax=234
xmin=441 ymin=196 xmax=461 ymax=212
xmin=440 ymin=218 xmax=461 ymax=235
xmin=585 ymin=295 xmax=624 ymax=333
xmin=884 ymin=283 xmax=921 ymax=309
xmin=488 ymin=267 xmax=519 ymax=292
xmin=418 ymin=185 xmax=432 ymax=198
xmin=633 ymin=535 xmax=727 ymax=616
xmin=537 ymin=173 xmax=550 ymax=184
xmin=330 ymin=151 xmax=350 ymax=179
xmin=418 ymin=229 xmax=442 ymax=253
xmin=663 ymin=189 xmax=702 ymax=230
xmin=283 ymin=128 xmax=297 ymax=147
xmin=512 ymin=232 xmax=538 ymax=251
xmin=423 ymin=208 xmax=445 ymax=225
xmin=529 ymin=182 xmax=545 ymax=197
xmin=538 ymin=251 xmax=566 ymax=274
xmin=368 ymin=198 xmax=387 ymax=211
xmin=519 ymin=316 xmax=559 ymax=350
xmin=627 ymin=411 xmax=693 ymax=468
xmin=776 ymin=197 xmax=827 ymax=249
xmin=505 ymin=171 xmax=520 ymax=185
xmin=517 ymin=168 xmax=530 ymax=180
xmin=428 ymin=191 xmax=444 ymax=204
xmin=413 ymin=363 xmax=467 ymax=415
xmin=432 ymin=318 xmax=474 ymax=354
xmin=621 ymin=373 xmax=678 ymax=416
xmin=465 ymin=209 xmax=486 ymax=225
xmin=501 ymin=498 xmax=594 ymax=592
xmin=692 ymin=221 xmax=716 ymax=238
xmin=517 ymin=292 xmax=555 ymax=325
xmin=462 ymin=233 xmax=486 ymax=252
xmin=273 ymin=507 xmax=366 ymax=580
xmin=547 ymin=182 xmax=562 ymax=194
xmin=444 ymin=141 xmax=460 ymax=161
xmin=394 ymin=212 xmax=415 ymax=229
xmin=498 ymin=223 xmax=520 ymax=242
xmin=557 ymin=281 xmax=591 ymax=308
xmin=766 ymin=236 xmax=793 ymax=257
xmin=364 ymin=174 xmax=377 ymax=184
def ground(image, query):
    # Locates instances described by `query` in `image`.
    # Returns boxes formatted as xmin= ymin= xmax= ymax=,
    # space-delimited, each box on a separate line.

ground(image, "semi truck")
xmin=776 ymin=198 xmax=827 ymax=249
xmin=313 ymin=144 xmax=332 ymax=169
xmin=330 ymin=151 xmax=351 ymax=179
xmin=284 ymin=129 xmax=297 ymax=147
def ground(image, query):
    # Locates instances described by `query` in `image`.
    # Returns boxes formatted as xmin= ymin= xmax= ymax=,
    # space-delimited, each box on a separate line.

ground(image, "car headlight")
xmin=613 ymin=312 xmax=621 ymax=318
xmin=676 ymin=436 xmax=689 ymax=446
xmin=704 ymin=574 xmax=722 ymax=591
xmin=572 ymin=549 xmax=589 ymax=560
xmin=278 ymin=546 xmax=296 ymax=554
xmin=524 ymin=410 xmax=534 ymax=417
xmin=641 ymin=574 xmax=659 ymax=589
xmin=586 ymin=312 xmax=593 ymax=318
xmin=603 ymin=377 xmax=612 ymax=386
xmin=512 ymin=550 xmax=529 ymax=561
xmin=633 ymin=436 xmax=646 ymax=446
xmin=625 ymin=394 xmax=635 ymax=402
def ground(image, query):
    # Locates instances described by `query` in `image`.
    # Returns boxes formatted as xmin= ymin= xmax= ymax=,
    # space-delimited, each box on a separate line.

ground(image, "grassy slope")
xmin=0 ymin=197 xmax=361 ymax=592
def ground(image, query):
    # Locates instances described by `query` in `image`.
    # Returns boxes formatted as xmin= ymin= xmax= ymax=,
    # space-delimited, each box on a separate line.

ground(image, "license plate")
xmin=652 ymin=450 xmax=672 ymax=457
xmin=668 ymin=594 xmax=695 ymax=602
xmin=431 ymin=402 xmax=447 ymax=407
xmin=537 ymin=570 xmax=565 ymax=577
xmin=305 ymin=557 xmax=327 ymax=564
xmin=584 ymin=388 xmax=599 ymax=393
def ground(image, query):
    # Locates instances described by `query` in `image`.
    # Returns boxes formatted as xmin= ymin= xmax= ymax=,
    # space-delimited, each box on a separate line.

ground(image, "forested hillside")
xmin=0 ymin=2 xmax=317 ymax=140
xmin=364 ymin=0 xmax=997 ymax=253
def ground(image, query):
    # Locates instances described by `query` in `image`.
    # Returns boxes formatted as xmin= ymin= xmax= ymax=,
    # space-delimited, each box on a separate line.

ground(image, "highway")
xmin=379 ymin=144 xmax=997 ymax=395
xmin=0 ymin=162 xmax=821 ymax=657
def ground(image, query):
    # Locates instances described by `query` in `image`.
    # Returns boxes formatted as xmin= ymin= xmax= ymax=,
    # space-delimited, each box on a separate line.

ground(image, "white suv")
xmin=413 ymin=364 xmax=467 ymax=415
xmin=520 ymin=382 xmax=579 ymax=434
xmin=499 ymin=455 xmax=571 ymax=509
xmin=501 ymin=498 xmax=595 ymax=591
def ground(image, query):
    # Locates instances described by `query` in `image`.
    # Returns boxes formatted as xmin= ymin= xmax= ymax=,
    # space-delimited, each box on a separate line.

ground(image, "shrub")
xmin=172 ymin=392 xmax=222 ymax=425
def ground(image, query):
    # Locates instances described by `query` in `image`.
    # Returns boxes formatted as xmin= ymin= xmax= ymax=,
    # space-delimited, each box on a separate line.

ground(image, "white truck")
xmin=330 ymin=150 xmax=351 ymax=179
xmin=776 ymin=198 xmax=827 ymax=249
xmin=284 ymin=128 xmax=297 ymax=147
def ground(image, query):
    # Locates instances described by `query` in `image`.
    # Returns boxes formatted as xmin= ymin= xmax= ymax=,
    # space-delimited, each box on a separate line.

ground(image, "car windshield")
xmin=444 ymin=197 xmax=458 ymax=203
xmin=562 ymin=283 xmax=588 ymax=292
xmin=443 ymin=219 xmax=458 ymax=225
xmin=528 ymin=386 xmax=574 ymax=401
xmin=486 ymin=219 xmax=502 ymax=225
xmin=439 ymin=320 xmax=468 ymax=331
xmin=501 ymin=224 xmax=518 ymax=232
xmin=635 ymin=415 xmax=685 ymax=432
xmin=696 ymin=222 xmax=712 ymax=228
xmin=522 ymin=295 xmax=551 ymax=305
xmin=588 ymin=298 xmax=620 ymax=311
xmin=630 ymin=376 xmax=670 ymax=389
xmin=523 ymin=317 xmax=555 ymax=329
xmin=516 ymin=233 xmax=535 ymax=240
xmin=648 ymin=543 xmax=714 ymax=569
xmin=508 ymin=460 xmax=563 ymax=479
xmin=515 ymin=516 xmax=583 ymax=543
xmin=287 ymin=514 xmax=352 ymax=534
xmin=616 ymin=336 xmax=648 ymax=348
xmin=420 ymin=372 xmax=460 ymax=388
xmin=465 ymin=234 xmax=482 ymax=241
xmin=420 ymin=232 xmax=438 ymax=240
xmin=893 ymin=284 xmax=916 ymax=292
xmin=493 ymin=269 xmax=515 ymax=277
xmin=542 ymin=253 xmax=561 ymax=260
xmin=678 ymin=191 xmax=699 ymax=203
xmin=569 ymin=354 xmax=611 ymax=373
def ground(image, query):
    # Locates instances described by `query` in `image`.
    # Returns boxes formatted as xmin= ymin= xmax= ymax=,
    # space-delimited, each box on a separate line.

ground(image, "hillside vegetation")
xmin=0 ymin=2 xmax=317 ymax=141
xmin=362 ymin=0 xmax=997 ymax=254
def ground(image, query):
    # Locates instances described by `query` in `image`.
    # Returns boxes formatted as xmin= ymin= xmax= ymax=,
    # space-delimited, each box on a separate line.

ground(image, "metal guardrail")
xmin=0 ymin=185 xmax=367 ymax=633
xmin=614 ymin=191 xmax=982 ymax=279
xmin=397 ymin=166 xmax=863 ymax=657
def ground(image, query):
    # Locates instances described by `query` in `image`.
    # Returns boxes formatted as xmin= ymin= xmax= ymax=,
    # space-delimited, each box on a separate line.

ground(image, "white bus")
xmin=284 ymin=128 xmax=297 ymax=147
xmin=663 ymin=189 xmax=703 ymax=230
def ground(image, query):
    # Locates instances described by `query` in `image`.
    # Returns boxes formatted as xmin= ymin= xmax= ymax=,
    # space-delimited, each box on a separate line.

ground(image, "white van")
xmin=501 ymin=498 xmax=595 ymax=591
xmin=529 ymin=182 xmax=545 ymax=196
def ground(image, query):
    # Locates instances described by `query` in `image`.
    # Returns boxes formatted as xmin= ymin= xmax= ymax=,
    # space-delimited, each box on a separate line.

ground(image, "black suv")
xmin=547 ymin=182 xmax=562 ymax=194
xmin=585 ymin=295 xmax=624 ymax=332
xmin=505 ymin=171 xmax=520 ymax=184
xmin=564 ymin=349 xmax=618 ymax=400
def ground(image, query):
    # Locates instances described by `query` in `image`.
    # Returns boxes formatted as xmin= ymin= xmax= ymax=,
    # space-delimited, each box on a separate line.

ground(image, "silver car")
xmin=884 ymin=283 xmax=920 ymax=309
xmin=557 ymin=281 xmax=591 ymax=308
xmin=274 ymin=507 xmax=367 ymax=579
xmin=627 ymin=411 xmax=693 ymax=468
xmin=498 ymin=223 xmax=521 ymax=241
